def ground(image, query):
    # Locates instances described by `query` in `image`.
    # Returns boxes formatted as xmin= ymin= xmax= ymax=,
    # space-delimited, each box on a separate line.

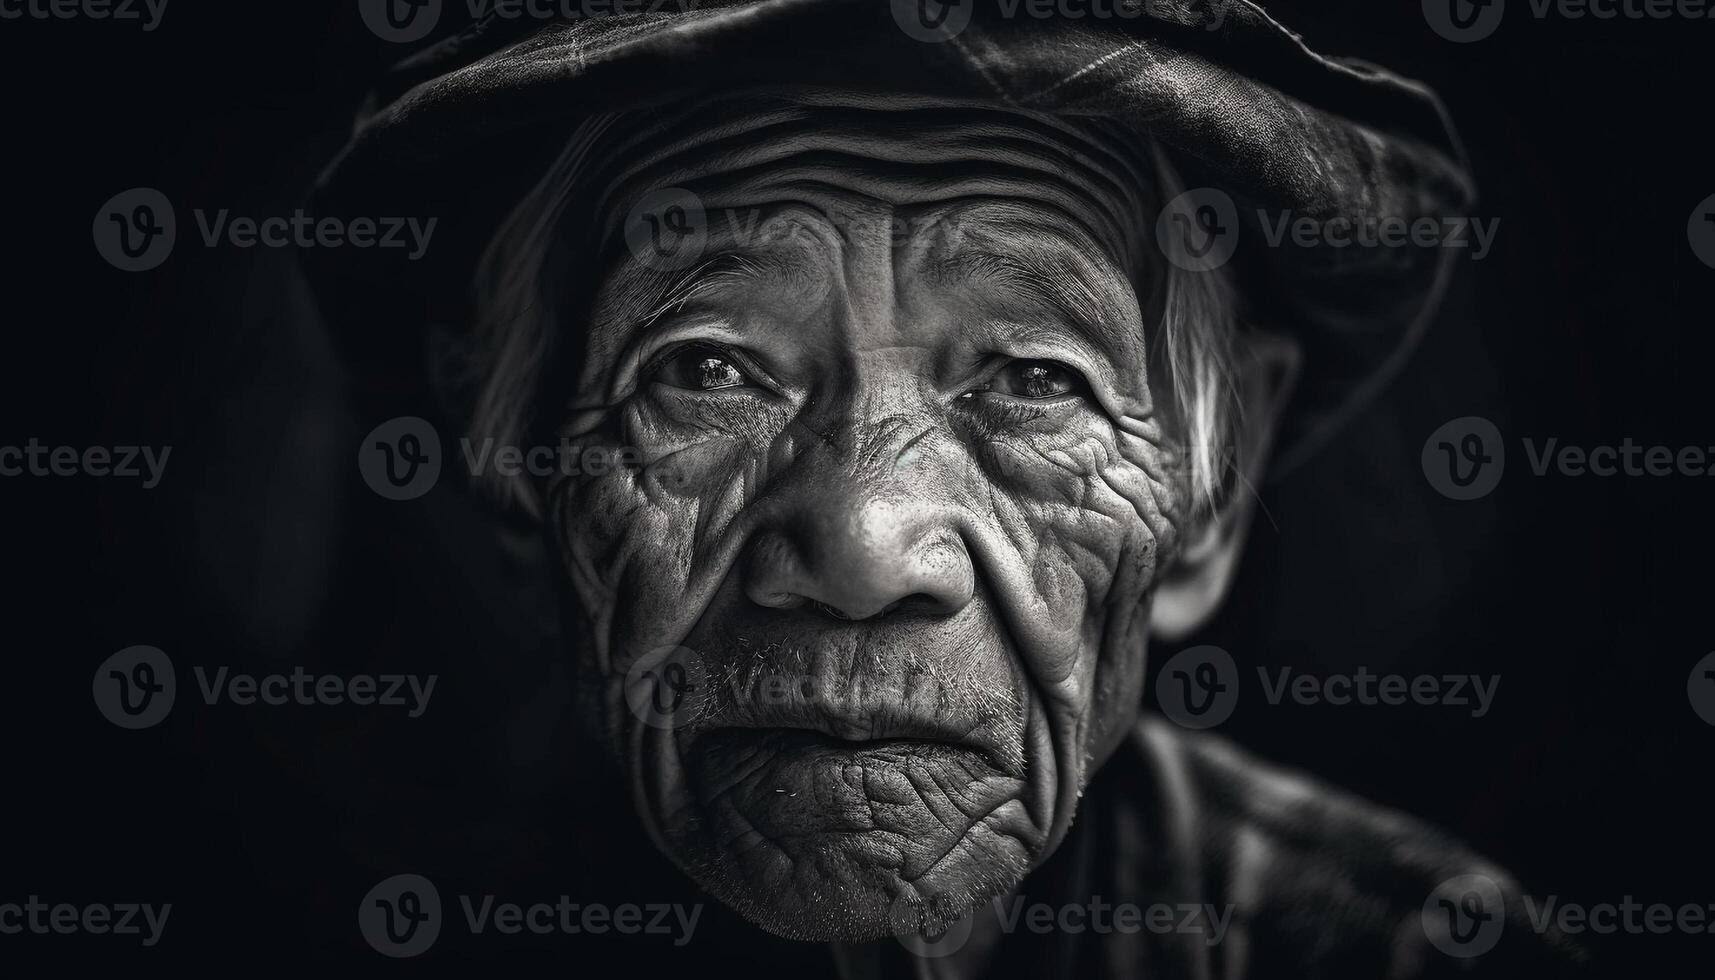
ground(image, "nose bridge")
xmin=744 ymin=387 xmax=972 ymax=621
xmin=775 ymin=354 xmax=950 ymax=488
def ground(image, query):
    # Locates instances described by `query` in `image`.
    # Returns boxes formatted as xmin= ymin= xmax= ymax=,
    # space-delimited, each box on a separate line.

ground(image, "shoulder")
xmin=1115 ymin=717 xmax=1592 ymax=978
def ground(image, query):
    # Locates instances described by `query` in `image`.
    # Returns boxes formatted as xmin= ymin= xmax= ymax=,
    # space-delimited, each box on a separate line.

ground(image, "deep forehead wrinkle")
xmin=568 ymin=90 xmax=1165 ymax=389
xmin=912 ymin=210 xmax=1149 ymax=367
xmin=574 ymin=89 xmax=1161 ymax=266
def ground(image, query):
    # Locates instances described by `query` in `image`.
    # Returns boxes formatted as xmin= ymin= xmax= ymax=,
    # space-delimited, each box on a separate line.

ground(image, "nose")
xmin=742 ymin=479 xmax=974 ymax=622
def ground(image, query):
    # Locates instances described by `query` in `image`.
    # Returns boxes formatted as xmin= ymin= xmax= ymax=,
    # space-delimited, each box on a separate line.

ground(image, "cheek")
xmin=961 ymin=414 xmax=1179 ymax=739
xmin=554 ymin=393 xmax=795 ymax=670
xmin=968 ymin=416 xmax=1178 ymax=629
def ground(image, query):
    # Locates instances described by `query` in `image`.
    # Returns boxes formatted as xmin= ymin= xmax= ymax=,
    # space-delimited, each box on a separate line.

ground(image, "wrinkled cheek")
xmin=557 ymin=476 xmax=682 ymax=676
xmin=971 ymin=432 xmax=1176 ymax=769
xmin=557 ymin=396 xmax=799 ymax=680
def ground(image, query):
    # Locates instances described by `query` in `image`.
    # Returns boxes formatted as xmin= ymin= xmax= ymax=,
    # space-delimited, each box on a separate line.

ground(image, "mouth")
xmin=697 ymin=727 xmax=994 ymax=764
xmin=683 ymin=726 xmax=1027 ymax=864
xmin=635 ymin=628 xmax=1042 ymax=940
xmin=679 ymin=686 xmax=1022 ymax=780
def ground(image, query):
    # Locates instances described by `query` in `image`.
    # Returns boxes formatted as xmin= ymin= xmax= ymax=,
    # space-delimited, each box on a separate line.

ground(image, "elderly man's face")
xmin=551 ymin=96 xmax=1187 ymax=941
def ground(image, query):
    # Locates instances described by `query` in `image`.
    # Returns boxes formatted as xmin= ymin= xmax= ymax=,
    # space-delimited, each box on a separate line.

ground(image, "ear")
xmin=1150 ymin=331 xmax=1302 ymax=642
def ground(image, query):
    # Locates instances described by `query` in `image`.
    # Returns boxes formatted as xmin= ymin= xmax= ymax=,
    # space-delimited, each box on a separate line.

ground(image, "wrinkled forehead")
xmin=568 ymin=87 xmax=1163 ymax=297
xmin=548 ymin=86 xmax=1166 ymax=389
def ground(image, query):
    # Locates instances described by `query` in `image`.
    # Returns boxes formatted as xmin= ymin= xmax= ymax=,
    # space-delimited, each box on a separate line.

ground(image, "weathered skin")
xmin=547 ymin=94 xmax=1188 ymax=943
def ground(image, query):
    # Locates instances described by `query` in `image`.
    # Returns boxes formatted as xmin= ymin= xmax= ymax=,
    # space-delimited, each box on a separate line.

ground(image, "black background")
xmin=2 ymin=0 xmax=1710 ymax=973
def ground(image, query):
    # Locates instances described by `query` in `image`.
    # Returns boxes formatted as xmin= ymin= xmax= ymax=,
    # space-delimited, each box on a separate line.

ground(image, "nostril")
xmin=753 ymin=590 xmax=808 ymax=611
xmin=898 ymin=592 xmax=947 ymax=615
xmin=808 ymin=595 xmax=944 ymax=621
xmin=809 ymin=599 xmax=894 ymax=621
xmin=809 ymin=599 xmax=854 ymax=620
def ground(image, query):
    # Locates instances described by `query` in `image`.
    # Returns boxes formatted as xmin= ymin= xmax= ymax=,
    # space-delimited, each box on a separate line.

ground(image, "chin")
xmin=668 ymin=803 xmax=1038 ymax=942
xmin=648 ymin=728 xmax=1044 ymax=942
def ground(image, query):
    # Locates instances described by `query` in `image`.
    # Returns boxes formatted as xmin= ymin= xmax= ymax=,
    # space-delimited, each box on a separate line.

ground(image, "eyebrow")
xmin=602 ymin=246 xmax=814 ymax=337
xmin=927 ymin=231 xmax=1144 ymax=360
xmin=596 ymin=216 xmax=1145 ymax=360
xmin=640 ymin=252 xmax=771 ymax=327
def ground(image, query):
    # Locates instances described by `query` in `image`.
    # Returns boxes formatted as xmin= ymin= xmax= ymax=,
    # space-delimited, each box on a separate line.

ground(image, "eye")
xmin=649 ymin=345 xmax=755 ymax=392
xmin=984 ymin=359 xmax=1088 ymax=400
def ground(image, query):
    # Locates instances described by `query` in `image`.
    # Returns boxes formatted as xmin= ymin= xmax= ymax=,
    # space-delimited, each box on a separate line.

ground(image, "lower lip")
xmin=685 ymin=729 xmax=1010 ymax=839
xmin=688 ymin=728 xmax=1005 ymax=797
